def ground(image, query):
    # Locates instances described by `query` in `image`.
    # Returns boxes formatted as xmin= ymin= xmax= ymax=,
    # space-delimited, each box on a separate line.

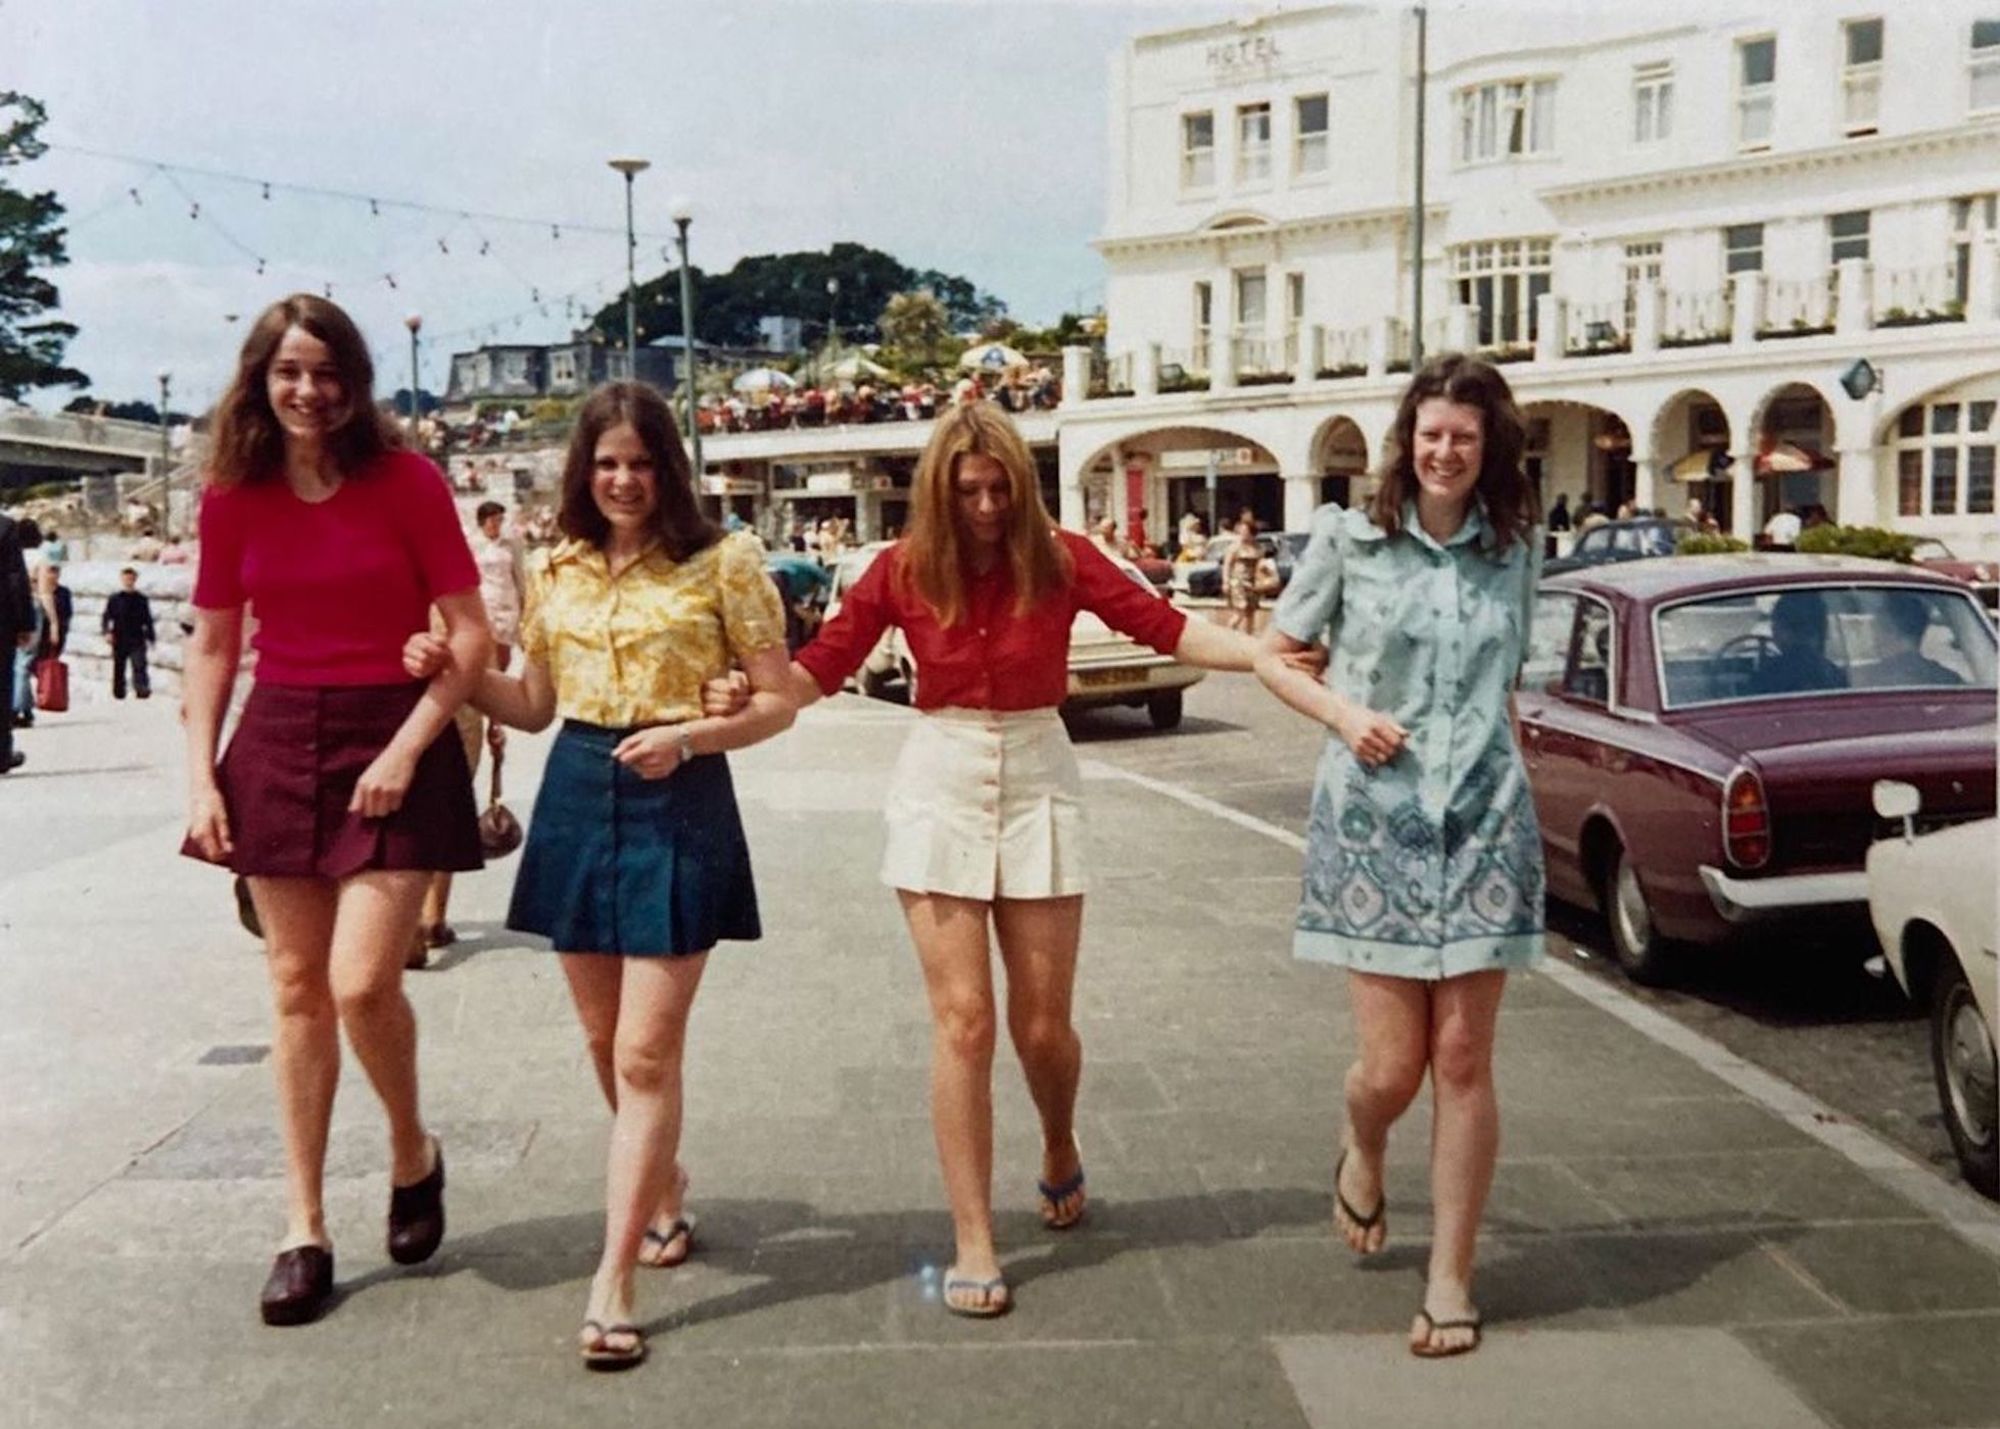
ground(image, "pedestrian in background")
xmin=28 ymin=563 xmax=71 ymax=715
xmin=406 ymin=381 xmax=794 ymax=1370
xmin=0 ymin=508 xmax=30 ymax=771
xmin=1254 ymin=353 xmax=1545 ymax=1360
xmin=101 ymin=566 xmax=157 ymax=699
xmin=179 ymin=292 xmax=490 ymax=1329
xmin=11 ymin=519 xmax=44 ymax=728
xmin=1221 ymin=515 xmax=1266 ymax=634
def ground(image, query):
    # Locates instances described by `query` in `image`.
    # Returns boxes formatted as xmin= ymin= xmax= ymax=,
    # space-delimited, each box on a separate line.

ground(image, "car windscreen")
xmin=1655 ymin=584 xmax=1999 ymax=709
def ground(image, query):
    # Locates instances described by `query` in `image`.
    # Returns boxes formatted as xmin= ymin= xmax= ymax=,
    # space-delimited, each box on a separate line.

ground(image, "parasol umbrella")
xmin=830 ymin=353 xmax=893 ymax=383
xmin=959 ymin=342 xmax=1028 ymax=372
xmin=1753 ymin=440 xmax=1834 ymax=475
xmin=732 ymin=367 xmax=797 ymax=394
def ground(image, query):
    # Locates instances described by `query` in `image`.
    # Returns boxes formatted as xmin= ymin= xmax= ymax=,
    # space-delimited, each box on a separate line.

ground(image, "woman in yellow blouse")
xmin=412 ymin=382 xmax=792 ymax=1369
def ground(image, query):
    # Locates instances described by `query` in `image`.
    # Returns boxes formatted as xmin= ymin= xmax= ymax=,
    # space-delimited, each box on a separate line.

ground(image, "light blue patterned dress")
xmin=1273 ymin=501 xmax=1545 ymax=980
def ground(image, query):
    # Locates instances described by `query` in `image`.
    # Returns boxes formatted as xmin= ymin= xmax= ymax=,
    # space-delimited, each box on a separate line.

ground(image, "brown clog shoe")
xmin=387 ymin=1137 xmax=445 ymax=1265
xmin=259 ymin=1244 xmax=334 ymax=1327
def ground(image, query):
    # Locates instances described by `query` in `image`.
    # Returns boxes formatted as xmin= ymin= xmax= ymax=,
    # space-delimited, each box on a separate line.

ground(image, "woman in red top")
xmin=773 ymin=403 xmax=1257 ymax=1315
xmin=181 ymin=294 xmax=491 ymax=1328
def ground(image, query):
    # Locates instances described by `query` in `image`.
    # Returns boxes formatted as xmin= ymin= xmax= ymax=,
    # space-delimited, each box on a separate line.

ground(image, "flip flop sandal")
xmin=1332 ymin=1150 xmax=1385 ymax=1251
xmin=942 ymin=1271 xmax=1011 ymax=1319
xmin=1037 ymin=1167 xmax=1087 ymax=1230
xmin=1410 ymin=1308 xmax=1483 ymax=1359
xmin=639 ymin=1217 xmax=695 ymax=1268
xmin=580 ymin=1319 xmax=648 ymax=1371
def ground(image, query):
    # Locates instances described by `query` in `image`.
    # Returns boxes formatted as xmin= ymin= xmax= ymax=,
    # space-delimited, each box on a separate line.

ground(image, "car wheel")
xmin=1147 ymin=690 xmax=1183 ymax=731
xmin=1931 ymin=956 xmax=2000 ymax=1200
xmin=860 ymin=667 xmax=894 ymax=701
xmin=1601 ymin=842 xmax=1677 ymax=986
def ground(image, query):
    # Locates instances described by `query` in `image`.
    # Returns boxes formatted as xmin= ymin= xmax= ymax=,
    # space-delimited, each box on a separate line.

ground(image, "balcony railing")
xmin=1564 ymin=301 xmax=1629 ymax=357
xmin=1318 ymin=324 xmax=1371 ymax=379
xmin=1761 ymin=275 xmax=1837 ymax=336
xmin=1232 ymin=334 xmax=1293 ymax=385
xmin=1661 ymin=288 xmax=1733 ymax=347
xmin=1875 ymin=264 xmax=1965 ymax=326
xmin=1157 ymin=345 xmax=1210 ymax=394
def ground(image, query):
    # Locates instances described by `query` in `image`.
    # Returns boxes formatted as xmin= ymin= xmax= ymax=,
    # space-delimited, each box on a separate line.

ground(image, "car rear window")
xmin=1655 ymin=585 xmax=1998 ymax=708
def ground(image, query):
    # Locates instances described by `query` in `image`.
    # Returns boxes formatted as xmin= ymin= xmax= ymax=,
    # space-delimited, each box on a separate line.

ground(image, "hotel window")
xmin=1842 ymin=19 xmax=1882 ymax=135
xmin=1893 ymin=398 xmax=1997 ymax=516
xmin=1737 ymin=37 xmax=1776 ymax=150
xmin=1193 ymin=281 xmax=1212 ymax=368
xmin=1623 ymin=241 xmax=1663 ymax=333
xmin=1954 ymin=194 xmax=1997 ymax=307
xmin=1456 ymin=79 xmax=1556 ymax=163
xmin=1181 ymin=111 xmax=1215 ymax=188
xmin=1237 ymin=103 xmax=1273 ymax=182
xmin=1633 ymin=62 xmax=1673 ymax=144
xmin=1973 ymin=21 xmax=2000 ymax=114
xmin=1725 ymin=222 xmax=1765 ymax=273
xmin=1294 ymin=94 xmax=1329 ymax=176
xmin=1450 ymin=238 xmax=1552 ymax=347
xmin=1235 ymin=269 xmax=1267 ymax=333
xmin=1829 ymin=209 xmax=1871 ymax=265
xmin=1285 ymin=272 xmax=1305 ymax=365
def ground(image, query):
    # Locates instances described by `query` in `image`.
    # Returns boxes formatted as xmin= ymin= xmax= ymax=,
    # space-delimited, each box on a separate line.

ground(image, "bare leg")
xmin=992 ymin=895 xmax=1086 ymax=1225
xmin=1338 ymin=971 xmax=1432 ymax=1254
xmin=248 ymin=876 xmax=340 ymax=1250
xmin=562 ymin=953 xmax=691 ymax=1264
xmin=898 ymin=889 xmax=1006 ymax=1313
xmin=326 ymin=869 xmax=435 ymax=1184
xmin=1412 ymin=970 xmax=1507 ymax=1355
xmin=582 ymin=952 xmax=708 ymax=1348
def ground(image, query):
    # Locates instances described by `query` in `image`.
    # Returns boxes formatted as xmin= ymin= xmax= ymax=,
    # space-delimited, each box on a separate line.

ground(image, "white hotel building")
xmin=1054 ymin=2 xmax=2000 ymax=559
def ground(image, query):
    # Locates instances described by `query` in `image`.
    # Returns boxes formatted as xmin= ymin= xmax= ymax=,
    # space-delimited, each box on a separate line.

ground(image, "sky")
xmin=5 ymin=0 xmax=1684 ymax=411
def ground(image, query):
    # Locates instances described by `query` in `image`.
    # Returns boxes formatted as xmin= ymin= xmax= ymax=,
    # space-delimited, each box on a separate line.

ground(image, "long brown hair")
xmin=1368 ymin=353 xmax=1539 ymax=551
xmin=898 ymin=401 xmax=1070 ymax=627
xmin=558 ymin=382 xmax=719 ymax=561
xmin=205 ymin=293 xmax=401 ymax=487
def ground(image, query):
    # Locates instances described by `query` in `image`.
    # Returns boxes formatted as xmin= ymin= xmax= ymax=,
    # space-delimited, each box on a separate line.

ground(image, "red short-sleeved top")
xmin=796 ymin=528 xmax=1187 ymax=711
xmin=193 ymin=449 xmax=478 ymax=686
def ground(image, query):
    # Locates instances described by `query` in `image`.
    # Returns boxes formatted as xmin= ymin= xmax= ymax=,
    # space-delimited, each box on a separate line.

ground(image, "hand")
xmin=186 ymin=785 xmax=234 ymax=861
xmin=350 ymin=747 xmax=418 ymax=817
xmin=1278 ymin=645 xmax=1329 ymax=679
xmin=700 ymin=670 xmax=751 ymax=718
xmin=612 ymin=726 xmax=686 ymax=780
xmin=1333 ymin=707 xmax=1410 ymax=769
xmin=402 ymin=632 xmax=450 ymax=679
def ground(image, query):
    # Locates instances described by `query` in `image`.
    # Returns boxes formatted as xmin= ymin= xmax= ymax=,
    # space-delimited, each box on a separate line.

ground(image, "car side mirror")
xmin=1872 ymin=779 xmax=1921 ymax=844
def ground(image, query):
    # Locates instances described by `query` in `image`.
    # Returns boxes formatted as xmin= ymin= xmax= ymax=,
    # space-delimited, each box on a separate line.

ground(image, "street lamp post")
xmin=670 ymin=196 xmax=702 ymax=489
xmin=404 ymin=313 xmax=423 ymax=442
xmin=155 ymin=371 xmax=171 ymax=475
xmin=825 ymin=276 xmax=841 ymax=385
xmin=608 ymin=158 xmax=651 ymax=375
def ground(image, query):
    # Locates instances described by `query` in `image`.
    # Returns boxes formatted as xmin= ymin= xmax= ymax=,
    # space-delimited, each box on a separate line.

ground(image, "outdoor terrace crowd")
xmin=693 ymin=367 xmax=1061 ymax=436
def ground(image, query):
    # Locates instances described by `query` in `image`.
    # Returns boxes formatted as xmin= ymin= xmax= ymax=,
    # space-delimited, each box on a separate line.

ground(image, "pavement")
xmin=4 ymin=686 xmax=2000 ymax=1429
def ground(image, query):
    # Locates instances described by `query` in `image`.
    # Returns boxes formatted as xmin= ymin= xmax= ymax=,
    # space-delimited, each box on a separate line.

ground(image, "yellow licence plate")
xmin=1075 ymin=667 xmax=1143 ymax=689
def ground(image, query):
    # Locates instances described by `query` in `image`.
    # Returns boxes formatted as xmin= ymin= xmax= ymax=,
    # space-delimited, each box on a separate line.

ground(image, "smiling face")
xmin=591 ymin=422 xmax=659 ymax=535
xmin=264 ymin=326 xmax=349 ymax=448
xmin=1410 ymin=398 xmax=1485 ymax=514
xmin=953 ymin=452 xmax=1012 ymax=552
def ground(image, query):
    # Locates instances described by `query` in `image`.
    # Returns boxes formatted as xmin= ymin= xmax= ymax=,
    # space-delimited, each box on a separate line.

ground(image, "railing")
xmin=1661 ymin=288 xmax=1733 ymax=347
xmin=1564 ymin=301 xmax=1629 ymax=356
xmin=1232 ymin=334 xmax=1292 ymax=384
xmin=1157 ymin=345 xmax=1210 ymax=393
xmin=1318 ymin=324 xmax=1371 ymax=378
xmin=1875 ymin=265 xmax=1965 ymax=325
xmin=1761 ymin=275 xmax=1837 ymax=335
xmin=1088 ymin=351 xmax=1134 ymax=399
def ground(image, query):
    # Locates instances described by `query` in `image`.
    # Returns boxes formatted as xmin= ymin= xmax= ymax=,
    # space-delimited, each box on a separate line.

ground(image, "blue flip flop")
xmin=1037 ymin=1167 xmax=1087 ymax=1230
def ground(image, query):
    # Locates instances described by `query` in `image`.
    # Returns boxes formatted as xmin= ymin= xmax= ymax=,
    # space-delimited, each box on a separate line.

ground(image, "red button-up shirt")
xmin=796 ymin=529 xmax=1188 ymax=711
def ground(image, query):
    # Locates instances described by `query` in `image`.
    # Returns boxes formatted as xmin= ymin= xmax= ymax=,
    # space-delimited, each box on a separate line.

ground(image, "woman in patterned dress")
xmin=409 ymin=382 xmax=793 ymax=1368
xmin=1253 ymin=354 xmax=1543 ymax=1359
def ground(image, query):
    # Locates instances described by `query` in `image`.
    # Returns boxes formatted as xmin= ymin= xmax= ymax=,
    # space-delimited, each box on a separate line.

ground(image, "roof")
xmin=1546 ymin=553 xmax=1970 ymax=603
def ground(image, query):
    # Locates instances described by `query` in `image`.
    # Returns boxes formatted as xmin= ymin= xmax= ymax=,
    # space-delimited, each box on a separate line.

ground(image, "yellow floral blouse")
xmin=519 ymin=531 xmax=785 ymax=726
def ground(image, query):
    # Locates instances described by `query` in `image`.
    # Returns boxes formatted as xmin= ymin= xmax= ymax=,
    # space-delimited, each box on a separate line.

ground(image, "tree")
xmin=0 ymin=92 xmax=86 ymax=400
xmin=877 ymin=290 xmax=953 ymax=366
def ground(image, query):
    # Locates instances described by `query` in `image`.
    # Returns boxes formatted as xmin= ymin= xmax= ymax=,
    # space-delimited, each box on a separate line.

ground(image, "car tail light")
xmin=1723 ymin=767 xmax=1771 ymax=870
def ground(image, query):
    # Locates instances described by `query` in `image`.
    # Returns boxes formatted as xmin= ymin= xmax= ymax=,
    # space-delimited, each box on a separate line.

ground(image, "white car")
xmin=1867 ymin=780 xmax=1998 ymax=1200
xmin=823 ymin=541 xmax=1204 ymax=730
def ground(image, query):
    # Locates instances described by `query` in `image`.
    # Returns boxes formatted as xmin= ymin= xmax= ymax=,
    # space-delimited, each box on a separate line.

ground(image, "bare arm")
xmin=1171 ymin=615 xmax=1259 ymax=672
xmin=613 ymin=644 xmax=799 ymax=777
xmin=350 ymin=590 xmax=492 ymax=817
xmin=1251 ymin=624 xmax=1407 ymax=767
xmin=181 ymin=605 xmax=244 ymax=859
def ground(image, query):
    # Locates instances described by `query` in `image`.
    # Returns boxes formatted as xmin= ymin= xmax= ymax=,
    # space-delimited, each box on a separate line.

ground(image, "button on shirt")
xmin=797 ymin=529 xmax=1187 ymax=711
xmin=1274 ymin=501 xmax=1546 ymax=979
xmin=519 ymin=532 xmax=785 ymax=727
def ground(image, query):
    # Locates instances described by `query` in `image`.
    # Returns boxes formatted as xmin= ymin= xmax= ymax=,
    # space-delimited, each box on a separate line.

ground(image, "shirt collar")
xmin=546 ymin=536 xmax=668 ymax=578
xmin=1403 ymin=498 xmax=1490 ymax=553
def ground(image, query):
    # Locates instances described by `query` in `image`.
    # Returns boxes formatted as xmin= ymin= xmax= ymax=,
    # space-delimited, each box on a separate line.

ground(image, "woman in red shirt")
xmin=181 ymin=294 xmax=491 ymax=1328
xmin=773 ymin=403 xmax=1257 ymax=1315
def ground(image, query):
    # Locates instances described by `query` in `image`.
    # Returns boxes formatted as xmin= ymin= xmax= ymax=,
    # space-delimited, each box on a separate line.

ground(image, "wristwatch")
xmin=676 ymin=726 xmax=697 ymax=768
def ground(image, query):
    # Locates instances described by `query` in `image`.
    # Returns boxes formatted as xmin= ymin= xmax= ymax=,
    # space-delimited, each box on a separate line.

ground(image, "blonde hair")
xmin=898 ymin=402 xmax=1070 ymax=627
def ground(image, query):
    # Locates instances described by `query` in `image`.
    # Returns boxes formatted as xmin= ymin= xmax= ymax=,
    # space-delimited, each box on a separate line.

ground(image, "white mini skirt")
xmin=880 ymin=706 xmax=1088 ymax=901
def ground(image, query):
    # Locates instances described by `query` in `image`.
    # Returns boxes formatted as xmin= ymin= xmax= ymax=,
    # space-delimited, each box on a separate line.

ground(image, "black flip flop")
xmin=1410 ymin=1308 xmax=1483 ymax=1359
xmin=1332 ymin=1150 xmax=1385 ymax=1249
xmin=580 ymin=1319 xmax=647 ymax=1371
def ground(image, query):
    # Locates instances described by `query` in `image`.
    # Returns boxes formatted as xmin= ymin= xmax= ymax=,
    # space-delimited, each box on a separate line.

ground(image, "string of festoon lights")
xmin=50 ymin=140 xmax=679 ymax=353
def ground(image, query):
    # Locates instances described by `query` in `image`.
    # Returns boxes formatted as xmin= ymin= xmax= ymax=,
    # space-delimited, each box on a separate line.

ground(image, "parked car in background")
xmin=1544 ymin=517 xmax=1694 ymax=575
xmin=1867 ymin=781 xmax=1997 ymax=1199
xmin=1909 ymin=538 xmax=1999 ymax=614
xmin=1174 ymin=530 xmax=1309 ymax=599
xmin=1516 ymin=555 xmax=1997 ymax=984
xmin=826 ymin=542 xmax=1204 ymax=730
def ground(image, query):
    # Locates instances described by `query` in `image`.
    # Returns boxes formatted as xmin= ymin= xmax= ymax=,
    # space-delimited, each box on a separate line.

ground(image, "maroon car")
xmin=1515 ymin=554 xmax=1998 ymax=983
xmin=1910 ymin=538 xmax=1999 ymax=613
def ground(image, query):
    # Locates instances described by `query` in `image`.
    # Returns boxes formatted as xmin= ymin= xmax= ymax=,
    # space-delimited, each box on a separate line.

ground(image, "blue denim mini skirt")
xmin=506 ymin=720 xmax=761 ymax=957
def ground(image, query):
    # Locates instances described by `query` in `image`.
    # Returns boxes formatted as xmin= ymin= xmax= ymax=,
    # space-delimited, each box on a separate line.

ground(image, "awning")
xmin=1754 ymin=440 xmax=1834 ymax=475
xmin=1668 ymin=448 xmax=1726 ymax=482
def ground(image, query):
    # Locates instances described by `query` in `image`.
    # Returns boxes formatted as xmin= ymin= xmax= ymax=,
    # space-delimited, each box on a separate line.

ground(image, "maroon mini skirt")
xmin=184 ymin=681 xmax=482 ymax=879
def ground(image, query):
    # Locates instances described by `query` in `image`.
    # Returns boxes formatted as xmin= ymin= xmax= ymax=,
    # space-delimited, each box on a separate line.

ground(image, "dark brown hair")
xmin=204 ymin=293 xmax=400 ymax=487
xmin=1368 ymin=353 xmax=1539 ymax=552
xmin=897 ymin=400 xmax=1070 ymax=627
xmin=558 ymin=382 xmax=719 ymax=561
